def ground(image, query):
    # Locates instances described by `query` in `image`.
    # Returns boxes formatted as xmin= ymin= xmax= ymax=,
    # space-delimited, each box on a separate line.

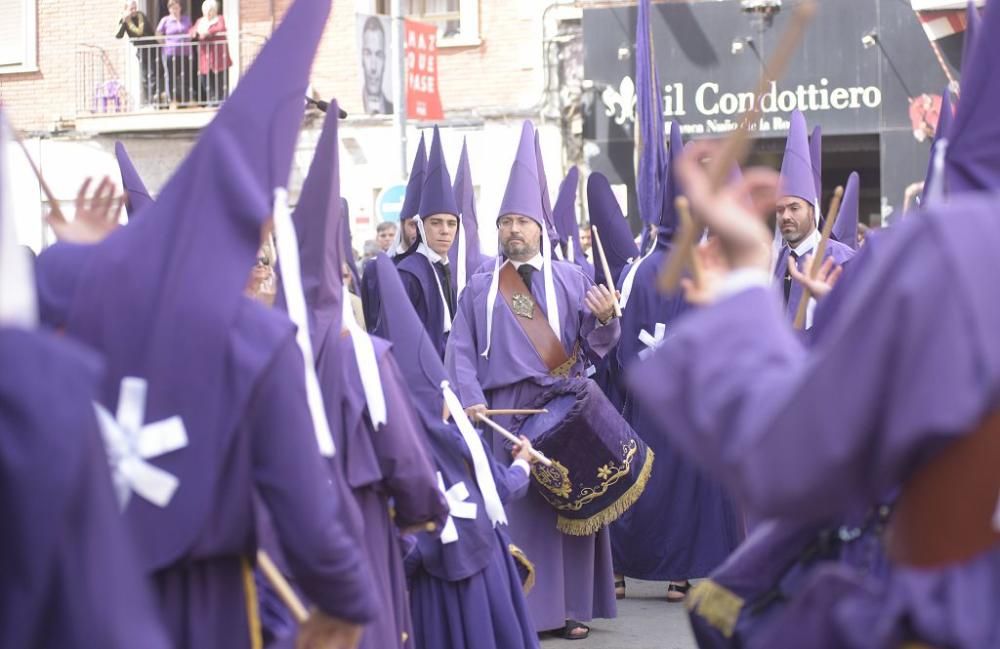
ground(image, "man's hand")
xmin=680 ymin=237 xmax=730 ymax=307
xmin=47 ymin=176 xmax=125 ymax=244
xmin=788 ymin=254 xmax=843 ymax=300
xmin=585 ymin=284 xmax=617 ymax=324
xmin=464 ymin=403 xmax=488 ymax=422
xmin=511 ymin=435 xmax=538 ymax=464
xmin=675 ymin=141 xmax=778 ymax=273
xmin=296 ymin=612 xmax=363 ymax=649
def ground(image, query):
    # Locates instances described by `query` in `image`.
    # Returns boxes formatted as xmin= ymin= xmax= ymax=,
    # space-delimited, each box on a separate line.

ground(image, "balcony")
xmin=74 ymin=33 xmax=264 ymax=134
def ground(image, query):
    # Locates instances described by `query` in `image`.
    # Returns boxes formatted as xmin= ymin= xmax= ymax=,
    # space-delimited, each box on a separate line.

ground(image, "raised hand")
xmin=788 ymin=253 xmax=843 ymax=300
xmin=47 ymin=176 xmax=125 ymax=244
xmin=295 ymin=612 xmax=363 ymax=649
xmin=585 ymin=283 xmax=617 ymax=324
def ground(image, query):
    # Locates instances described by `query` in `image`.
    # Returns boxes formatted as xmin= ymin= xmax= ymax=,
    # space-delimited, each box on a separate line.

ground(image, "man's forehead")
xmin=777 ymin=196 xmax=809 ymax=209
xmin=425 ymin=212 xmax=458 ymax=222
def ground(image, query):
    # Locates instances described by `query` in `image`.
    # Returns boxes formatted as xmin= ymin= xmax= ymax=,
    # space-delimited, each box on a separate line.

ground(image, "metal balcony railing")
xmin=75 ymin=33 xmax=265 ymax=116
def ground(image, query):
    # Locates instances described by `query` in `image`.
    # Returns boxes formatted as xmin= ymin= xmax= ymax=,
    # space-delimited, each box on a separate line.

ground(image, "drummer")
xmin=445 ymin=120 xmax=620 ymax=641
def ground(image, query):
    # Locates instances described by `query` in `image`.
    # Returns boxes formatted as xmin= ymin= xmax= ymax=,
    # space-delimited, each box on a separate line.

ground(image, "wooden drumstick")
xmin=483 ymin=408 xmax=549 ymax=416
xmin=658 ymin=0 xmax=818 ymax=294
xmin=476 ymin=414 xmax=553 ymax=467
xmin=590 ymin=225 xmax=623 ymax=317
xmin=256 ymin=549 xmax=310 ymax=624
xmin=792 ymin=185 xmax=844 ymax=330
xmin=11 ymin=131 xmax=63 ymax=221
xmin=657 ymin=196 xmax=703 ymax=294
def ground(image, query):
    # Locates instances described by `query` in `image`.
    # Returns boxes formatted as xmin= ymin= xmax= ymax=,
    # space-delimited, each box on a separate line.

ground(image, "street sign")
xmin=376 ymin=184 xmax=407 ymax=223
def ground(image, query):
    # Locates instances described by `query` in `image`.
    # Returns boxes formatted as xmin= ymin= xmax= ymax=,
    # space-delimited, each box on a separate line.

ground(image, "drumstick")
xmin=476 ymin=414 xmax=554 ymax=467
xmin=590 ymin=225 xmax=622 ymax=317
xmin=483 ymin=408 xmax=549 ymax=416
xmin=792 ymin=185 xmax=844 ymax=330
xmin=11 ymin=130 xmax=64 ymax=222
xmin=658 ymin=0 xmax=818 ymax=294
xmin=256 ymin=549 xmax=310 ymax=624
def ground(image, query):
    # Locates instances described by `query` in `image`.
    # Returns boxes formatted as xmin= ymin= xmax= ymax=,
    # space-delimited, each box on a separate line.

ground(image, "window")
xmin=0 ymin=0 xmax=38 ymax=73
xmin=372 ymin=0 xmax=479 ymax=46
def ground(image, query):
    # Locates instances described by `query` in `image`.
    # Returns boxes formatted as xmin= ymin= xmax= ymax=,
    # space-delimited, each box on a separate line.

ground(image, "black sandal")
xmin=560 ymin=620 xmax=590 ymax=640
xmin=614 ymin=578 xmax=626 ymax=600
xmin=666 ymin=580 xmax=691 ymax=602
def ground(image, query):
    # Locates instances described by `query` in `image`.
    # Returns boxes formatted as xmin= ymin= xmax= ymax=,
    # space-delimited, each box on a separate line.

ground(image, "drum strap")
xmin=498 ymin=261 xmax=571 ymax=373
xmin=886 ymin=408 xmax=1000 ymax=568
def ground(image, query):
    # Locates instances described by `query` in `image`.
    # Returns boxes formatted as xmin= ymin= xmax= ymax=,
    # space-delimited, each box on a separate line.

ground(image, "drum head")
xmin=516 ymin=394 xmax=577 ymax=442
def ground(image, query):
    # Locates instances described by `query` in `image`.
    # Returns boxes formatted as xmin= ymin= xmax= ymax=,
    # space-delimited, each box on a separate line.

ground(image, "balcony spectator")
xmin=156 ymin=0 xmax=193 ymax=107
xmin=115 ymin=0 xmax=157 ymax=106
xmin=190 ymin=0 xmax=231 ymax=106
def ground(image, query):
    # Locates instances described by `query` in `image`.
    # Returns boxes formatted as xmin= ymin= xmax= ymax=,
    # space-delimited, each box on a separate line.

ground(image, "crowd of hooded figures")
xmin=5 ymin=0 xmax=1000 ymax=648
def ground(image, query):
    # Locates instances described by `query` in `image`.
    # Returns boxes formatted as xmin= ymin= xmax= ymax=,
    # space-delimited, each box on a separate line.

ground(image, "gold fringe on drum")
xmin=555 ymin=447 xmax=655 ymax=536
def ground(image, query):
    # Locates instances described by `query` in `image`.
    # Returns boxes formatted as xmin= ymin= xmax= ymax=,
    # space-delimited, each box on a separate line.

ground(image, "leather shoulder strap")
xmin=498 ymin=262 xmax=569 ymax=372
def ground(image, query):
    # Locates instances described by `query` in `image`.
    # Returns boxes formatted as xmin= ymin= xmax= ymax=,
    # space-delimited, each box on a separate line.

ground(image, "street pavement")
xmin=540 ymin=579 xmax=698 ymax=649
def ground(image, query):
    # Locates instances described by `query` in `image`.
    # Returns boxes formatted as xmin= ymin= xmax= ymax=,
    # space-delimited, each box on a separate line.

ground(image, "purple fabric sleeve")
xmin=445 ymin=288 xmax=489 ymax=407
xmin=250 ymin=336 xmax=377 ymax=623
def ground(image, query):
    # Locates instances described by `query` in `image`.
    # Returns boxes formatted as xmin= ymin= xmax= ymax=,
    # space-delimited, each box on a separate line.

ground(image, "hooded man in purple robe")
xmin=396 ymin=125 xmax=461 ymax=359
xmin=450 ymin=137 xmax=493 ymax=299
xmin=372 ymin=252 xmax=541 ymax=649
xmin=360 ymin=133 xmax=426 ymax=332
xmin=773 ymin=110 xmax=854 ymax=328
xmin=445 ymin=120 xmax=620 ymax=640
xmin=610 ymin=121 xmax=745 ymax=603
xmin=32 ymin=0 xmax=381 ymax=646
xmin=0 ymin=112 xmax=170 ymax=649
xmin=270 ymin=98 xmax=449 ymax=649
xmin=628 ymin=89 xmax=1000 ymax=647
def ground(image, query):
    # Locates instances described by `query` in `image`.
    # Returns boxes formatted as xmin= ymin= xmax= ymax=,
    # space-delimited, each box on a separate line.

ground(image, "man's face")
xmin=127 ymin=1 xmax=138 ymax=14
xmin=423 ymin=214 xmax=458 ymax=256
xmin=402 ymin=219 xmax=418 ymax=247
xmin=499 ymin=215 xmax=542 ymax=261
xmin=578 ymin=226 xmax=591 ymax=252
xmin=362 ymin=28 xmax=386 ymax=96
xmin=377 ymin=225 xmax=397 ymax=251
xmin=775 ymin=196 xmax=815 ymax=246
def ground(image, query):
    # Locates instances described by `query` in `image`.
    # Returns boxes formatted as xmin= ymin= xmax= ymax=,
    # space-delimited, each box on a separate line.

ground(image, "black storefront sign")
xmin=583 ymin=0 xmax=950 ymax=229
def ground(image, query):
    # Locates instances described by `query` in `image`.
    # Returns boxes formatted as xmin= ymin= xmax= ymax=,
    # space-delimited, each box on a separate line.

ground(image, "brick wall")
xmin=1 ymin=0 xmax=547 ymax=134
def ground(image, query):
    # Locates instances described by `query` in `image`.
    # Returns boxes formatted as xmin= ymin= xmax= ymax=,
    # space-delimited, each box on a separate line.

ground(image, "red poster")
xmin=404 ymin=19 xmax=444 ymax=121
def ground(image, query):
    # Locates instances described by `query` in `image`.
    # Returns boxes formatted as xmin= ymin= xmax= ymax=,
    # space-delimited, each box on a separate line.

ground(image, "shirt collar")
xmin=510 ymin=254 xmax=543 ymax=271
xmin=790 ymin=228 xmax=821 ymax=257
xmin=417 ymin=242 xmax=447 ymax=265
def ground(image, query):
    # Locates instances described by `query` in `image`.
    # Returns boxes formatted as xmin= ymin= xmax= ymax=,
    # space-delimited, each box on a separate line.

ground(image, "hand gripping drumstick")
xmin=658 ymin=0 xmax=818 ymax=294
xmin=590 ymin=225 xmax=623 ymax=318
xmin=476 ymin=414 xmax=554 ymax=467
xmin=792 ymin=185 xmax=844 ymax=331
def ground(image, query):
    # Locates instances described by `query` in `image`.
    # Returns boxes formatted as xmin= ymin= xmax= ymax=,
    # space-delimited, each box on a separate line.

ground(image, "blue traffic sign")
xmin=376 ymin=184 xmax=407 ymax=223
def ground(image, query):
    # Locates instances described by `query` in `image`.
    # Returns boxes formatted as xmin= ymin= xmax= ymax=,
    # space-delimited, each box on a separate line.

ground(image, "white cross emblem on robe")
xmin=93 ymin=377 xmax=188 ymax=510
xmin=437 ymin=471 xmax=478 ymax=545
xmin=637 ymin=323 xmax=667 ymax=360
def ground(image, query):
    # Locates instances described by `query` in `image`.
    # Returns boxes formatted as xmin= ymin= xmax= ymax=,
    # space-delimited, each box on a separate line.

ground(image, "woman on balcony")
xmin=190 ymin=0 xmax=231 ymax=106
xmin=156 ymin=0 xmax=193 ymax=107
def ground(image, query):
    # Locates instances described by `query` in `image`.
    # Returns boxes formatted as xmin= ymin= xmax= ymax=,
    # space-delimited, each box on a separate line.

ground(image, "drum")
xmin=509 ymin=377 xmax=654 ymax=536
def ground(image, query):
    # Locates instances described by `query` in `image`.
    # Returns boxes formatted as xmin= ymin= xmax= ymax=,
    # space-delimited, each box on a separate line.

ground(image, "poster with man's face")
xmin=357 ymin=14 xmax=396 ymax=115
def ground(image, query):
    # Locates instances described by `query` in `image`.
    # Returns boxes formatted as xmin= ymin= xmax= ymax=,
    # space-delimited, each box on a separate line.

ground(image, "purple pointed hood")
xmin=809 ymin=125 xmax=822 ymax=203
xmin=832 ymin=172 xmax=860 ymax=250
xmin=533 ymin=130 xmax=560 ymax=241
xmin=921 ymin=87 xmax=954 ymax=204
xmin=636 ymin=0 xmax=665 ymax=231
xmin=340 ymin=198 xmax=360 ymax=290
xmin=418 ymin=126 xmax=459 ymax=220
xmin=400 ymin=133 xmax=427 ymax=222
xmin=449 ymin=137 xmax=486 ymax=273
xmin=553 ymin=166 xmax=580 ymax=245
xmin=498 ymin=121 xmax=545 ymax=226
xmin=115 ymin=141 xmax=154 ymax=219
xmin=779 ymin=110 xmax=818 ymax=206
xmin=35 ymin=0 xmax=331 ymax=571
xmin=945 ymin=0 xmax=1000 ymax=194
xmin=289 ymin=98 xmax=343 ymax=355
xmin=656 ymin=120 xmax=684 ymax=244
xmin=372 ymin=253 xmax=446 ymax=429
xmin=587 ymin=171 xmax=639 ymax=288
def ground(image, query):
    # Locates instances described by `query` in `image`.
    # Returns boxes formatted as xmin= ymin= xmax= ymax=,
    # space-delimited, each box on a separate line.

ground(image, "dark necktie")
xmin=435 ymin=261 xmax=454 ymax=316
xmin=783 ymin=251 xmax=799 ymax=305
xmin=517 ymin=264 xmax=535 ymax=296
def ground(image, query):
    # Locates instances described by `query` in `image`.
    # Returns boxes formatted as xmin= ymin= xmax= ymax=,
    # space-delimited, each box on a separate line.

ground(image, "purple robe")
xmin=0 ymin=327 xmax=170 ymax=649
xmin=445 ymin=258 xmax=620 ymax=632
xmin=773 ymin=237 xmax=855 ymax=326
xmin=397 ymin=250 xmax=454 ymax=358
xmin=609 ymin=247 xmax=744 ymax=581
xmin=629 ymin=192 xmax=1000 ymax=648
